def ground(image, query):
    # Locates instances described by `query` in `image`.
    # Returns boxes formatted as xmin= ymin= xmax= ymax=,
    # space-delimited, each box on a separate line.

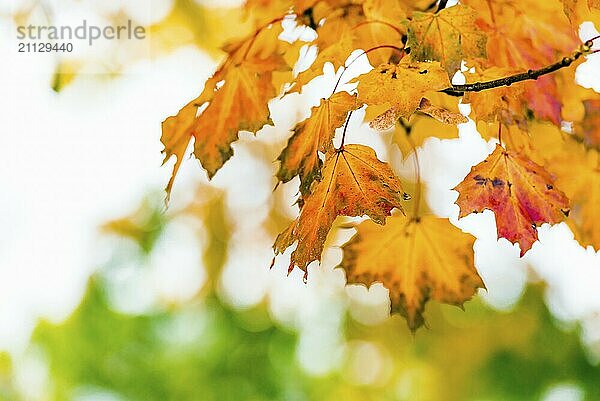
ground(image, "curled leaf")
xmin=417 ymin=98 xmax=468 ymax=124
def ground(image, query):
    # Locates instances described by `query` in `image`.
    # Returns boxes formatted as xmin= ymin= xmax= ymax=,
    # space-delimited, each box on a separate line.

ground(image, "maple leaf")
xmin=463 ymin=66 xmax=528 ymax=128
xmin=559 ymin=0 xmax=600 ymax=26
xmin=416 ymin=97 xmax=468 ymax=125
xmin=277 ymin=92 xmax=359 ymax=194
xmin=354 ymin=0 xmax=408 ymax=66
xmin=161 ymin=95 xmax=204 ymax=200
xmin=274 ymin=144 xmax=406 ymax=271
xmin=161 ymin=25 xmax=288 ymax=197
xmin=454 ymin=145 xmax=570 ymax=256
xmin=340 ymin=215 xmax=484 ymax=331
xmin=355 ymin=61 xmax=450 ymax=127
xmin=575 ymin=99 xmax=600 ymax=150
xmin=289 ymin=1 xmax=407 ymax=93
xmin=406 ymin=4 xmax=487 ymax=76
xmin=548 ymin=142 xmax=600 ymax=250
xmin=193 ymin=55 xmax=288 ymax=178
xmin=462 ymin=0 xmax=579 ymax=125
xmin=289 ymin=4 xmax=364 ymax=93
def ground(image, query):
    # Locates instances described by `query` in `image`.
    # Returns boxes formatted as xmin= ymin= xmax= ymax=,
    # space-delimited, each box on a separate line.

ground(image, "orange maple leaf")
xmin=454 ymin=145 xmax=570 ymax=256
xmin=274 ymin=144 xmax=406 ymax=271
xmin=277 ymin=91 xmax=359 ymax=194
xmin=289 ymin=1 xmax=407 ymax=93
xmin=463 ymin=0 xmax=579 ymax=125
xmin=463 ymin=66 xmax=528 ymax=128
xmin=161 ymin=25 xmax=288 ymax=198
xmin=559 ymin=0 xmax=600 ymax=26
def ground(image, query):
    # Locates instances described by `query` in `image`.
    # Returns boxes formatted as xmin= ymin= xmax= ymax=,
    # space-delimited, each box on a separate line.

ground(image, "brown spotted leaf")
xmin=454 ymin=145 xmax=570 ymax=256
xmin=356 ymin=61 xmax=450 ymax=127
xmin=274 ymin=144 xmax=406 ymax=271
xmin=340 ymin=215 xmax=484 ymax=331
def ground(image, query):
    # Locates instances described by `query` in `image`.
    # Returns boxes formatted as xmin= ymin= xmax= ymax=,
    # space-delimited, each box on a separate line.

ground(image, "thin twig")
xmin=442 ymin=39 xmax=597 ymax=96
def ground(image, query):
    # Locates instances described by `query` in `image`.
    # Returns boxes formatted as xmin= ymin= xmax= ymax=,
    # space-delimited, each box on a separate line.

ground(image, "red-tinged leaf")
xmin=454 ymin=145 xmax=570 ymax=256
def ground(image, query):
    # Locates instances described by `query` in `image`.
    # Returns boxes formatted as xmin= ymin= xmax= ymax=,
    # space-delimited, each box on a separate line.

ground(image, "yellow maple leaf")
xmin=548 ymin=141 xmax=600 ymax=250
xmin=406 ymin=4 xmax=487 ymax=76
xmin=575 ymin=99 xmax=600 ymax=150
xmin=393 ymin=114 xmax=460 ymax=158
xmin=290 ymin=1 xmax=408 ymax=93
xmin=277 ymin=91 xmax=359 ymax=194
xmin=340 ymin=215 xmax=484 ymax=331
xmin=193 ymin=56 xmax=288 ymax=178
xmin=274 ymin=144 xmax=406 ymax=271
xmin=354 ymin=0 xmax=408 ymax=66
xmin=355 ymin=61 xmax=451 ymax=126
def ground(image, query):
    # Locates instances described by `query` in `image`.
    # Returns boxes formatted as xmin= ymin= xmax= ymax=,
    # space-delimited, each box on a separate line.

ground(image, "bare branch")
xmin=442 ymin=40 xmax=596 ymax=96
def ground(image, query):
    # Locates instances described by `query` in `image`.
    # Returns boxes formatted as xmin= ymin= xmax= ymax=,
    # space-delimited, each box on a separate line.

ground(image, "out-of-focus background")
xmin=1 ymin=0 xmax=600 ymax=400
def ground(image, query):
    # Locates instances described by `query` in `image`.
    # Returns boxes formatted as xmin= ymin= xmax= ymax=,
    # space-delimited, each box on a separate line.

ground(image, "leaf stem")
xmin=338 ymin=110 xmax=354 ymax=149
xmin=398 ymin=118 xmax=422 ymax=218
xmin=442 ymin=39 xmax=597 ymax=96
xmin=404 ymin=126 xmax=422 ymax=218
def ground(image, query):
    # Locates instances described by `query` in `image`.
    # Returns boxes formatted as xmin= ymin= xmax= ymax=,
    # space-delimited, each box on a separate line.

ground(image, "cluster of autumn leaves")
xmin=161 ymin=0 xmax=600 ymax=330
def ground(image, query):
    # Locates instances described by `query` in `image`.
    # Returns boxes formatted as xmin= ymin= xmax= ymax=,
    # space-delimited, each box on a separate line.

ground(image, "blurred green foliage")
xmin=0 ymin=194 xmax=597 ymax=401
xmin=33 ymin=280 xmax=310 ymax=401
xmin=28 ymin=278 xmax=600 ymax=401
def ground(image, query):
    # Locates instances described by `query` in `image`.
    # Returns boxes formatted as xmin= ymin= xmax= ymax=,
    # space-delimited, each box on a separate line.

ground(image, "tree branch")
xmin=441 ymin=40 xmax=595 ymax=97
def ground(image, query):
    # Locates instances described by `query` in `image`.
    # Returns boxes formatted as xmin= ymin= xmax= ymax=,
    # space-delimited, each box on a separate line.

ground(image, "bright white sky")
xmin=0 ymin=1 xmax=600 ymax=390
